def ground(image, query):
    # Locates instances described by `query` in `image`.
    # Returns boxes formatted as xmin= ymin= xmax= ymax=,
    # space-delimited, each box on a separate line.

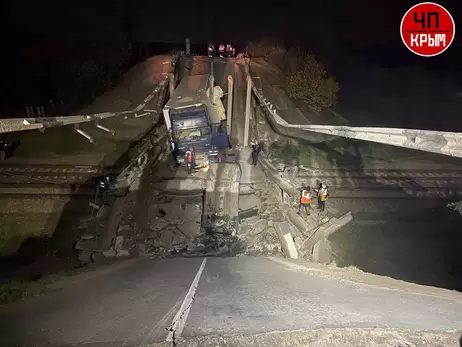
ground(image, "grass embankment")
xmin=0 ymin=213 xmax=61 ymax=257
xmin=12 ymin=127 xmax=131 ymax=165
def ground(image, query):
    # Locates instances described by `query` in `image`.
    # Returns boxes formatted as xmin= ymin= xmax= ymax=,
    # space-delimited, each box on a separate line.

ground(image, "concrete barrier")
xmin=274 ymin=221 xmax=298 ymax=259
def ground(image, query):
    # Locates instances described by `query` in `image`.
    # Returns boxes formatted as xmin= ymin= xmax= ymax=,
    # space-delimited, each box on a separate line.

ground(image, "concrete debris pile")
xmin=122 ymin=193 xmax=240 ymax=258
xmin=238 ymin=217 xmax=281 ymax=256
xmin=191 ymin=219 xmax=241 ymax=256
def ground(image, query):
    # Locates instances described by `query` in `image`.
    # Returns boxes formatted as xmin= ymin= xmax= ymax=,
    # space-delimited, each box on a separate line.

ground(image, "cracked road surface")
xmin=1 ymin=257 xmax=462 ymax=346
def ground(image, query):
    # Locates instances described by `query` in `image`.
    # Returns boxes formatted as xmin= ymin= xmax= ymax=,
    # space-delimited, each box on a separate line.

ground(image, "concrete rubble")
xmin=100 ymin=159 xmax=352 ymax=262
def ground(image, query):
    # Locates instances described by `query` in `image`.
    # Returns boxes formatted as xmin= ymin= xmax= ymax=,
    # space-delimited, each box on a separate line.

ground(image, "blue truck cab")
xmin=162 ymin=74 xmax=230 ymax=167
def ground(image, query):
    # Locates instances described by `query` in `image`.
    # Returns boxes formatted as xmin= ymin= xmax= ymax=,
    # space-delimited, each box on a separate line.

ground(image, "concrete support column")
xmin=227 ymin=75 xmax=233 ymax=136
xmin=185 ymin=38 xmax=191 ymax=55
xmin=168 ymin=73 xmax=175 ymax=97
xmin=244 ymin=75 xmax=252 ymax=147
xmin=209 ymin=75 xmax=215 ymax=103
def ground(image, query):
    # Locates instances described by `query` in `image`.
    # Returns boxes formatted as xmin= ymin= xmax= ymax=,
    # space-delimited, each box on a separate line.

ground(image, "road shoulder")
xmin=268 ymin=257 xmax=462 ymax=303
xmin=150 ymin=328 xmax=461 ymax=347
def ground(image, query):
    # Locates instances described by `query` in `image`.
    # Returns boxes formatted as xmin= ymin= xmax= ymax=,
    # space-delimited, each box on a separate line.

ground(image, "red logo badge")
xmin=400 ymin=2 xmax=455 ymax=57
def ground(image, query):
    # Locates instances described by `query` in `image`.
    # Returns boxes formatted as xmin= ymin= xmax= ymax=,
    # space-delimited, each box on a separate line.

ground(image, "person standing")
xmin=185 ymin=147 xmax=195 ymax=174
xmin=251 ymin=143 xmax=261 ymax=166
xmin=298 ymin=185 xmax=312 ymax=215
xmin=315 ymin=183 xmax=329 ymax=212
xmin=97 ymin=175 xmax=111 ymax=205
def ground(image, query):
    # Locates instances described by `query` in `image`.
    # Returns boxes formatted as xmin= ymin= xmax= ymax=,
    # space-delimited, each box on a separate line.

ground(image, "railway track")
xmin=0 ymin=81 xmax=169 ymax=197
xmin=0 ymin=164 xmax=121 ymax=184
xmin=0 ymin=164 xmax=101 ymax=174
xmin=298 ymin=167 xmax=462 ymax=179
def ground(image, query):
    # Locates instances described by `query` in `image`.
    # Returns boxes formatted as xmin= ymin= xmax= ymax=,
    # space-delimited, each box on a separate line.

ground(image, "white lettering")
xmin=428 ymin=36 xmax=434 ymax=46
xmin=410 ymin=33 xmax=447 ymax=47
xmin=436 ymin=34 xmax=446 ymax=46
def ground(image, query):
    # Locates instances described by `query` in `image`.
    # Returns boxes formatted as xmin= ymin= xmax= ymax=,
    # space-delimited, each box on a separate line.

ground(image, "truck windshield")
xmin=173 ymin=127 xmax=211 ymax=142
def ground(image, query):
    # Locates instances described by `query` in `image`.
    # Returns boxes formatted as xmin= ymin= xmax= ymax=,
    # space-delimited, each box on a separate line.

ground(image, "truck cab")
xmin=163 ymin=74 xmax=230 ymax=168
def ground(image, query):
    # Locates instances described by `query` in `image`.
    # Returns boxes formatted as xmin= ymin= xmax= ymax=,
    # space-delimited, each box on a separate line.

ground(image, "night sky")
xmin=2 ymin=0 xmax=462 ymax=68
xmin=3 ymin=1 xmax=460 ymax=50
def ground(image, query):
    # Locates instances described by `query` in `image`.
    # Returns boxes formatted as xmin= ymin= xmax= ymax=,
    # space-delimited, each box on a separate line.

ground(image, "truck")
xmin=163 ymin=72 xmax=241 ymax=232
xmin=162 ymin=74 xmax=230 ymax=169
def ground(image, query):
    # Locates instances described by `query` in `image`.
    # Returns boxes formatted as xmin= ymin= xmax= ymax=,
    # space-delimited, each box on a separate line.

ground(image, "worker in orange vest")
xmin=185 ymin=148 xmax=195 ymax=174
xmin=298 ymin=185 xmax=312 ymax=215
xmin=315 ymin=183 xmax=329 ymax=212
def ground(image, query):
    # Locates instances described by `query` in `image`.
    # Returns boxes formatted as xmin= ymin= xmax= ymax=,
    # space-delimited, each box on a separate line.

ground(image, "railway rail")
xmin=298 ymin=167 xmax=462 ymax=178
xmin=2 ymin=163 xmax=462 ymax=198
xmin=0 ymin=166 xmax=121 ymax=185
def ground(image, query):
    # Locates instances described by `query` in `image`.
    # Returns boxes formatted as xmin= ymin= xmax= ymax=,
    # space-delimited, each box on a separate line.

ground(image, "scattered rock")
xmin=118 ymin=225 xmax=132 ymax=232
xmin=137 ymin=242 xmax=147 ymax=254
xmin=116 ymin=249 xmax=130 ymax=257
xmin=103 ymin=249 xmax=117 ymax=258
xmin=250 ymin=219 xmax=267 ymax=235
xmin=114 ymin=235 xmax=125 ymax=252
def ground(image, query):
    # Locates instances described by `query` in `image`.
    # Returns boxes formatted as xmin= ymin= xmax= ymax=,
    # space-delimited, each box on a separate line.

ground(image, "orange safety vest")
xmin=186 ymin=151 xmax=192 ymax=163
xmin=320 ymin=188 xmax=328 ymax=201
xmin=300 ymin=190 xmax=312 ymax=204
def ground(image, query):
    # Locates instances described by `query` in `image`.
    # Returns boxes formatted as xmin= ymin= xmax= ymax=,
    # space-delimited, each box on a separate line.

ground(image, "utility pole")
xmin=209 ymin=75 xmax=215 ymax=104
xmin=169 ymin=73 xmax=175 ymax=97
xmin=227 ymin=75 xmax=233 ymax=137
xmin=185 ymin=38 xmax=191 ymax=55
xmin=244 ymin=75 xmax=252 ymax=147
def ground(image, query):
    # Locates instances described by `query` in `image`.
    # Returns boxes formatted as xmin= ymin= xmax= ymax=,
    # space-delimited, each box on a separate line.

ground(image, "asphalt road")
xmin=1 ymin=257 xmax=462 ymax=347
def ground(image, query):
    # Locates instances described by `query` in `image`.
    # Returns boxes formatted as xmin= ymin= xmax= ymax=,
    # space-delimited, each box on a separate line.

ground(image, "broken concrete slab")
xmin=251 ymin=219 xmax=267 ymax=235
xmin=152 ymin=178 xmax=205 ymax=192
xmin=299 ymin=211 xmax=353 ymax=258
xmin=103 ymin=249 xmax=117 ymax=257
xmin=312 ymin=238 xmax=333 ymax=264
xmin=274 ymin=221 xmax=298 ymax=259
xmin=239 ymin=194 xmax=261 ymax=211
xmin=176 ymin=222 xmax=201 ymax=239
xmin=113 ymin=235 xmax=125 ymax=252
xmin=239 ymin=208 xmax=259 ymax=220
xmin=286 ymin=209 xmax=318 ymax=237
xmin=116 ymin=249 xmax=130 ymax=257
